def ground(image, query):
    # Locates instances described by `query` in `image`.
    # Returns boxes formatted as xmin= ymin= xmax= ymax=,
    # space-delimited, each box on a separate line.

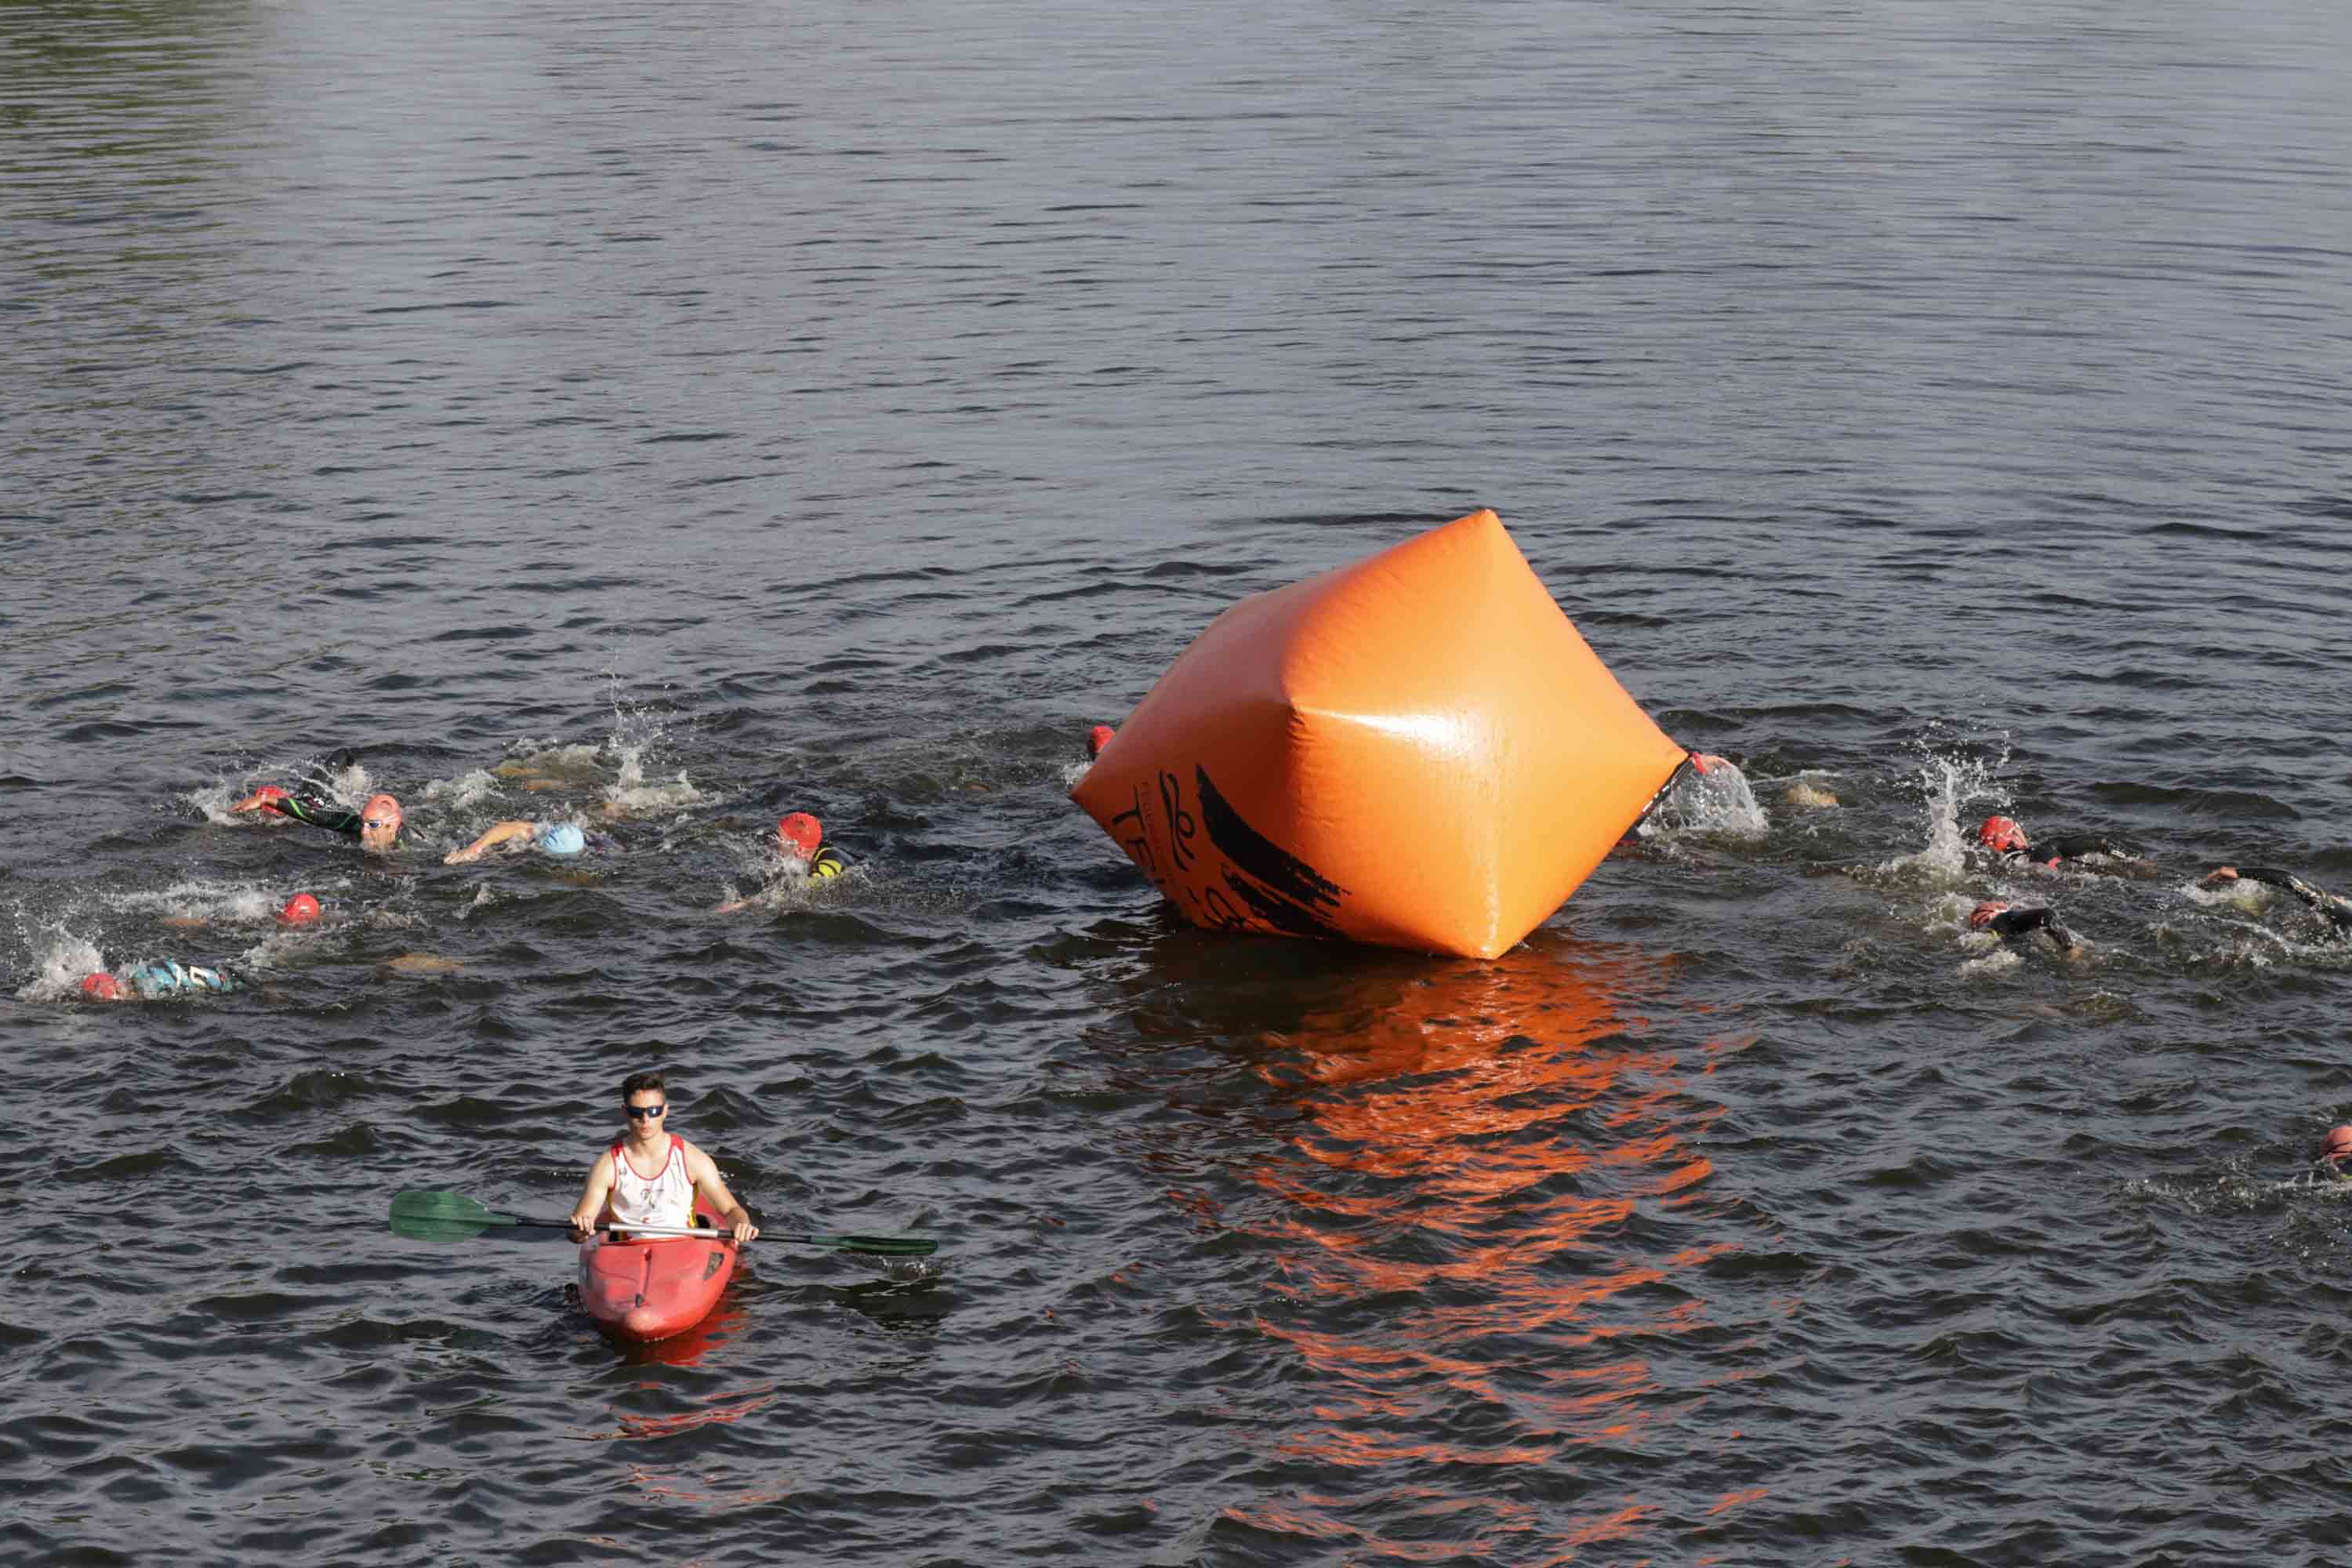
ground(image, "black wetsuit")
xmin=1984 ymin=906 xmax=2078 ymax=951
xmin=2230 ymin=867 xmax=2352 ymax=936
xmin=2000 ymin=833 xmax=2139 ymax=868
xmin=264 ymin=793 xmax=369 ymax=840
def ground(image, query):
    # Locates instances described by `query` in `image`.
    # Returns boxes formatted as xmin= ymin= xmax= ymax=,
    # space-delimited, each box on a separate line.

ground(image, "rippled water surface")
xmin=8 ymin=2 xmax=2352 ymax=1563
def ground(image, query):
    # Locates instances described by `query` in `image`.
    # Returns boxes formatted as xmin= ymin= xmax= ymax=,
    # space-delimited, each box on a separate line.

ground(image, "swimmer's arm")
xmin=2040 ymin=833 xmax=2139 ymax=862
xmin=2220 ymin=866 xmax=2352 ymax=924
xmin=445 ymin=821 xmax=540 ymax=864
xmin=1988 ymin=906 xmax=2078 ymax=950
xmin=277 ymin=794 xmax=365 ymax=837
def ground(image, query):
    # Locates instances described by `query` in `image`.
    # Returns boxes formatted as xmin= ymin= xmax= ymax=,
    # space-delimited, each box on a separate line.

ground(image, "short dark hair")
xmin=621 ymin=1071 xmax=666 ymax=1105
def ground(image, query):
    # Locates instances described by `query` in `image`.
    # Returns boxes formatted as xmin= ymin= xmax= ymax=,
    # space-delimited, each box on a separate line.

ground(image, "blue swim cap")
xmin=538 ymin=822 xmax=586 ymax=856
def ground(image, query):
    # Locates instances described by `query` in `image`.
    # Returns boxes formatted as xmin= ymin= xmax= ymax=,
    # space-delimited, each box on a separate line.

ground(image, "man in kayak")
xmin=1968 ymin=898 xmax=2082 ymax=956
xmin=1976 ymin=815 xmax=2141 ymax=869
xmin=231 ymin=786 xmax=405 ymax=853
xmin=2200 ymin=865 xmax=2352 ymax=938
xmin=715 ymin=812 xmax=848 ymax=913
xmin=443 ymin=818 xmax=601 ymax=864
xmin=82 ymin=960 xmax=252 ymax=1000
xmin=568 ymin=1073 xmax=760 ymax=1246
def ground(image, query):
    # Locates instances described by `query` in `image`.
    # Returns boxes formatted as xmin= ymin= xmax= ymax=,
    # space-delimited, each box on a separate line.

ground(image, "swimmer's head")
xmin=538 ymin=822 xmax=586 ymax=857
xmin=80 ymin=972 xmax=123 ymax=1001
xmin=230 ymin=784 xmax=289 ymax=815
xmin=1968 ymin=899 xmax=2011 ymax=931
xmin=776 ymin=812 xmax=822 ymax=861
xmin=1087 ymin=725 xmax=1115 ymax=759
xmin=1978 ymin=815 xmax=2028 ymax=854
xmin=278 ymin=892 xmax=321 ymax=926
xmin=360 ymin=793 xmax=402 ymax=852
xmin=2322 ymin=1126 xmax=2352 ymax=1168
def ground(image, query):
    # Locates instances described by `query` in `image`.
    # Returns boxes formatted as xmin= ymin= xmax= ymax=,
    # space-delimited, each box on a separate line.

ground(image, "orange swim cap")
xmin=777 ymin=812 xmax=823 ymax=860
xmin=81 ymin=972 xmax=122 ymax=1000
xmin=2323 ymin=1126 xmax=2352 ymax=1166
xmin=1968 ymin=899 xmax=2011 ymax=930
xmin=1978 ymin=815 xmax=2028 ymax=854
xmin=1087 ymin=725 xmax=1115 ymax=759
xmin=278 ymin=892 xmax=321 ymax=926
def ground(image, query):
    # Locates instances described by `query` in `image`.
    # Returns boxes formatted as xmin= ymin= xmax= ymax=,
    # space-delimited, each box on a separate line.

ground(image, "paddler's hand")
xmin=728 ymin=1209 xmax=759 ymax=1245
xmin=568 ymin=1210 xmax=597 ymax=1240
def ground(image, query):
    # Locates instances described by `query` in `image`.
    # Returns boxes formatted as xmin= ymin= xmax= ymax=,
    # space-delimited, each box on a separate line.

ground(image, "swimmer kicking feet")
xmin=1969 ymin=898 xmax=2082 ymax=956
xmin=1977 ymin=815 xmax=2141 ymax=870
xmin=2200 ymin=865 xmax=2352 ymax=938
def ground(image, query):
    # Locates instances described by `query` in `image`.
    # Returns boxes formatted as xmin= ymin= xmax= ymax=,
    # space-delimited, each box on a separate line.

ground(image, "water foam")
xmin=13 ymin=932 xmax=108 ymax=1002
xmin=1637 ymin=759 xmax=1768 ymax=841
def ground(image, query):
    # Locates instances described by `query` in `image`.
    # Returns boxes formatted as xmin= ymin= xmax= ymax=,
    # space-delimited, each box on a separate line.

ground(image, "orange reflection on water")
xmin=1232 ymin=935 xmax=1756 ymax=1558
xmin=626 ymin=1461 xmax=792 ymax=1509
xmin=609 ymin=1297 xmax=748 ymax=1370
xmin=1220 ymin=1490 xmax=1660 ymax=1566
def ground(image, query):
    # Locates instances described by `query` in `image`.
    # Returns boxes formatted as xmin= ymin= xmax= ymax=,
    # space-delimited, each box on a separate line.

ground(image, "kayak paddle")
xmin=387 ymin=1189 xmax=938 ymax=1256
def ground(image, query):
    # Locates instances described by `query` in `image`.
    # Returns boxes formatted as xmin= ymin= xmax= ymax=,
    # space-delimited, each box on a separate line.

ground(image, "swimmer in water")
xmin=1629 ymin=750 xmax=1759 ymax=833
xmin=444 ymin=818 xmax=597 ymax=865
xmin=81 ymin=960 xmax=252 ymax=1001
xmin=231 ymin=786 xmax=405 ymax=853
xmin=158 ymin=891 xmax=324 ymax=932
xmin=715 ymin=813 xmax=848 ymax=913
xmin=2315 ymin=1125 xmax=2352 ymax=1181
xmin=1087 ymin=725 xmax=1115 ymax=759
xmin=1969 ymin=898 xmax=2082 ymax=956
xmin=1976 ymin=815 xmax=2142 ymax=870
xmin=2199 ymin=865 xmax=2352 ymax=938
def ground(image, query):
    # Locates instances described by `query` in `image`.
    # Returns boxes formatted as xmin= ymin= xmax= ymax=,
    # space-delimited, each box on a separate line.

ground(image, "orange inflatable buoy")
xmin=1071 ymin=508 xmax=1690 ymax=959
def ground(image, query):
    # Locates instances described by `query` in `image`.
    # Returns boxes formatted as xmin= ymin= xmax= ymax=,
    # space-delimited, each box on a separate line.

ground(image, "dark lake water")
xmin=8 ymin=2 xmax=2352 ymax=1563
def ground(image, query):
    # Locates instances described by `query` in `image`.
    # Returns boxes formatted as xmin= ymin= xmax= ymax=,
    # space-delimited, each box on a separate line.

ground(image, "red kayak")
xmin=577 ymin=1201 xmax=739 ymax=1344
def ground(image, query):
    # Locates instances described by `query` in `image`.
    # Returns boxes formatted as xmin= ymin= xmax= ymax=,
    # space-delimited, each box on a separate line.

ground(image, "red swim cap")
xmin=1978 ymin=815 xmax=2028 ymax=854
xmin=1088 ymin=725 xmax=1115 ymax=759
xmin=1968 ymin=899 xmax=2011 ymax=930
xmin=278 ymin=892 xmax=321 ymax=926
xmin=81 ymin=972 xmax=122 ymax=1000
xmin=777 ymin=812 xmax=823 ymax=860
xmin=2323 ymin=1126 xmax=2352 ymax=1166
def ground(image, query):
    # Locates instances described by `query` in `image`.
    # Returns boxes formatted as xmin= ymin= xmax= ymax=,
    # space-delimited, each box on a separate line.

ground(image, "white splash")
xmin=423 ymin=768 xmax=503 ymax=809
xmin=601 ymin=740 xmax=704 ymax=817
xmin=1878 ymin=745 xmax=2009 ymax=883
xmin=14 ymin=933 xmax=109 ymax=1001
xmin=109 ymin=880 xmax=282 ymax=926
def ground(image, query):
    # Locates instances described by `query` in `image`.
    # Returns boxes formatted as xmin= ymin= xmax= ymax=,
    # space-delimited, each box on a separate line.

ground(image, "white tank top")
xmin=606 ymin=1134 xmax=692 ymax=1230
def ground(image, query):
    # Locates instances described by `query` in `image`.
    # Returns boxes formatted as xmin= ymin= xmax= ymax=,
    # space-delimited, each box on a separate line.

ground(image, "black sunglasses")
xmin=626 ymin=1103 xmax=667 ymax=1120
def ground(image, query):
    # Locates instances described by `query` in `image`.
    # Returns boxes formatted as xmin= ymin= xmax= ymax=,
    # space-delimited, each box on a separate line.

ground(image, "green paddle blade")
xmin=389 ymin=1189 xmax=520 ymax=1243
xmin=812 ymin=1232 xmax=937 ymax=1258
